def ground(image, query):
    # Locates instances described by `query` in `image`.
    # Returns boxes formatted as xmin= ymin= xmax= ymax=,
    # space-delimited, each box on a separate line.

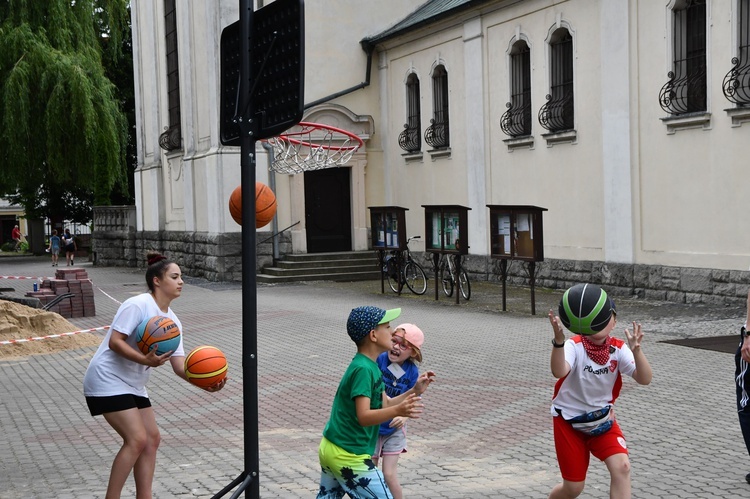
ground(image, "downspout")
xmin=261 ymin=141 xmax=280 ymax=261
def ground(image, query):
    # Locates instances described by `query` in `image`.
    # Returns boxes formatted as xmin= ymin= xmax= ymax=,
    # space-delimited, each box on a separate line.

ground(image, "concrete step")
xmin=257 ymin=270 xmax=381 ymax=284
xmin=280 ymin=251 xmax=377 ymax=262
xmin=257 ymin=251 xmax=381 ymax=284
xmin=263 ymin=264 xmax=378 ymax=277
xmin=275 ymin=258 xmax=378 ymax=270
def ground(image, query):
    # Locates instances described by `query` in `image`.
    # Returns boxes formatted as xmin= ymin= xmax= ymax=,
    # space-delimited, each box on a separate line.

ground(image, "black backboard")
xmin=220 ymin=0 xmax=305 ymax=145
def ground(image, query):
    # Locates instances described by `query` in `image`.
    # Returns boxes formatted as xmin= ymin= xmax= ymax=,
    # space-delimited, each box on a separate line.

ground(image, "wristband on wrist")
xmin=552 ymin=339 xmax=565 ymax=348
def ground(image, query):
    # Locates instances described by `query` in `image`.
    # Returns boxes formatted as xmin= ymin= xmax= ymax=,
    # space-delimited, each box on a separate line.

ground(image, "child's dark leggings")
xmin=735 ymin=329 xmax=750 ymax=456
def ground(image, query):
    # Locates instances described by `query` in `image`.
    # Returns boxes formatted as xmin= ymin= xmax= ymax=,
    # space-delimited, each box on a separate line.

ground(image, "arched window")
xmin=425 ymin=65 xmax=450 ymax=149
xmin=398 ymin=73 xmax=421 ymax=153
xmin=539 ymin=28 xmax=574 ymax=132
xmin=501 ymin=40 xmax=532 ymax=137
xmin=659 ymin=0 xmax=707 ymax=114
xmin=159 ymin=0 xmax=182 ymax=151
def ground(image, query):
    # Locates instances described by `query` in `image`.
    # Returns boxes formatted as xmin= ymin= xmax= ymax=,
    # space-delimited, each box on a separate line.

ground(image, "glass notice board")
xmin=487 ymin=205 xmax=546 ymax=262
xmin=422 ymin=205 xmax=470 ymax=255
xmin=369 ymin=206 xmax=408 ymax=251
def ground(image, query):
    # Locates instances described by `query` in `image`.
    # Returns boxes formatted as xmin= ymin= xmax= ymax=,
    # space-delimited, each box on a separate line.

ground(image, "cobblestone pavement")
xmin=0 ymin=255 xmax=748 ymax=498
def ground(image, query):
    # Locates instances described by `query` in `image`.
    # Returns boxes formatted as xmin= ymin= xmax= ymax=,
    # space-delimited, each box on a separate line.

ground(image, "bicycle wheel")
xmin=440 ymin=263 xmax=454 ymax=297
xmin=458 ymin=269 xmax=471 ymax=300
xmin=387 ymin=270 xmax=401 ymax=293
xmin=404 ymin=261 xmax=427 ymax=295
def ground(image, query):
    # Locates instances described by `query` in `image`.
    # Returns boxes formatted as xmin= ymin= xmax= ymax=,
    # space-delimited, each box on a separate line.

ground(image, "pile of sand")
xmin=0 ymin=301 xmax=102 ymax=359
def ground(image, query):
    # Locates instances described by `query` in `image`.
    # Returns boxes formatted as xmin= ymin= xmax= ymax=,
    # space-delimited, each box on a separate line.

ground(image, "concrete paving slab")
xmin=0 ymin=255 xmax=748 ymax=498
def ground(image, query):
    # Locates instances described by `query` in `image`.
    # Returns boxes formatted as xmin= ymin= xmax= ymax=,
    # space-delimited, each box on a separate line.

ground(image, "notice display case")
xmin=422 ymin=205 xmax=471 ymax=255
xmin=369 ymin=206 xmax=408 ymax=251
xmin=488 ymin=205 xmax=546 ymax=261
xmin=487 ymin=205 xmax=547 ymax=314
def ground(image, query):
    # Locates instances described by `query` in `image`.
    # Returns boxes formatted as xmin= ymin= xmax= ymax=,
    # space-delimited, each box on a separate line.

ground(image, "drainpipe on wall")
xmin=303 ymin=43 xmax=374 ymax=109
xmin=257 ymin=0 xmax=375 ymax=111
xmin=261 ymin=141 xmax=280 ymax=262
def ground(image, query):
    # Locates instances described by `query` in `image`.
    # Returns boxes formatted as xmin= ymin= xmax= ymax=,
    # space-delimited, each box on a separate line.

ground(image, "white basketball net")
xmin=264 ymin=122 xmax=363 ymax=175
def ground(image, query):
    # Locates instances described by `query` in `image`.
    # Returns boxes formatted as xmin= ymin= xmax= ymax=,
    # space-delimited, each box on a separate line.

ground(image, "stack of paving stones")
xmin=25 ymin=267 xmax=96 ymax=318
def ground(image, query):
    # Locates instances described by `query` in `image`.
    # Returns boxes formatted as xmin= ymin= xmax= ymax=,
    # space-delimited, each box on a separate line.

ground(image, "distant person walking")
xmin=48 ymin=230 xmax=61 ymax=266
xmin=11 ymin=224 xmax=21 ymax=251
xmin=62 ymin=228 xmax=76 ymax=266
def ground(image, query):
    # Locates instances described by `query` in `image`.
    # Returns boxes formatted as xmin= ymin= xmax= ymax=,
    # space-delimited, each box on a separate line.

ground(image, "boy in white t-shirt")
xmin=548 ymin=283 xmax=652 ymax=499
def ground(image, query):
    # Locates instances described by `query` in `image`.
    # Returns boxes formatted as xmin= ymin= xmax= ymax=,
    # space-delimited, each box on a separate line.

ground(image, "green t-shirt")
xmin=322 ymin=353 xmax=384 ymax=456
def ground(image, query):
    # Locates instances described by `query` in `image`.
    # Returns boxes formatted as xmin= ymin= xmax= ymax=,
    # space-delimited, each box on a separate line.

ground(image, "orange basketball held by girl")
xmin=228 ymin=181 xmax=277 ymax=228
xmin=185 ymin=346 xmax=228 ymax=388
xmin=83 ymin=252 xmax=226 ymax=499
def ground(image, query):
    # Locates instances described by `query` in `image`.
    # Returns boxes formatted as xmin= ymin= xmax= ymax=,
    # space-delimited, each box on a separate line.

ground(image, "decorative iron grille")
xmin=160 ymin=0 xmax=182 ymax=152
xmin=426 ymin=66 xmax=450 ymax=148
xmin=539 ymin=31 xmax=574 ymax=132
xmin=159 ymin=125 xmax=182 ymax=151
xmin=659 ymin=0 xmax=706 ymax=114
xmin=424 ymin=117 xmax=449 ymax=148
xmin=723 ymin=0 xmax=750 ymax=106
xmin=398 ymin=74 xmax=421 ymax=153
xmin=398 ymin=125 xmax=421 ymax=153
xmin=501 ymin=43 xmax=531 ymax=137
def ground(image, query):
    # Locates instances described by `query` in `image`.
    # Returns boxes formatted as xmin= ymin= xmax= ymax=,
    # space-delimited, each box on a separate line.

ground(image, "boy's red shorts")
xmin=553 ymin=415 xmax=629 ymax=482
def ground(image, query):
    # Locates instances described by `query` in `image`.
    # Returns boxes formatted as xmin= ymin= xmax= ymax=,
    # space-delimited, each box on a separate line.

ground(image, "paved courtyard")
xmin=0 ymin=255 xmax=748 ymax=498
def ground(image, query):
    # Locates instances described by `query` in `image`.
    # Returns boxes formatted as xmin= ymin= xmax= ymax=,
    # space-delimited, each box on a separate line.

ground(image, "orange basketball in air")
xmin=184 ymin=345 xmax=228 ymax=388
xmin=227 ymin=182 xmax=277 ymax=228
xmin=229 ymin=185 xmax=243 ymax=225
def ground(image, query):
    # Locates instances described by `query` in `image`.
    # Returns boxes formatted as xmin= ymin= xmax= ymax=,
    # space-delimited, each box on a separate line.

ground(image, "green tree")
xmin=0 ymin=0 xmax=131 ymax=224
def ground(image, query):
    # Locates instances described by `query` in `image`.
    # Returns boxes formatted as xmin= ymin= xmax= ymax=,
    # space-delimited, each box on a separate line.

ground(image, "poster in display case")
xmin=368 ymin=206 xmax=408 ymax=251
xmin=422 ymin=205 xmax=471 ymax=255
xmin=488 ymin=205 xmax=547 ymax=262
xmin=487 ymin=205 xmax=547 ymax=314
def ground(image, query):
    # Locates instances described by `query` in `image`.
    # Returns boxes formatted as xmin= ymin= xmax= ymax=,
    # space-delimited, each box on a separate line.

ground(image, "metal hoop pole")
xmin=214 ymin=1 xmax=260 ymax=497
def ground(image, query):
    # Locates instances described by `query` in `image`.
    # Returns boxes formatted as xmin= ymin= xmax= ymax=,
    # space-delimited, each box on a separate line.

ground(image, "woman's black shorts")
xmin=86 ymin=394 xmax=151 ymax=416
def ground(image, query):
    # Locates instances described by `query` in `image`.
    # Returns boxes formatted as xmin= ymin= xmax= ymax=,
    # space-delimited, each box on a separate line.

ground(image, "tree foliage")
xmin=0 ymin=0 xmax=131 ymax=223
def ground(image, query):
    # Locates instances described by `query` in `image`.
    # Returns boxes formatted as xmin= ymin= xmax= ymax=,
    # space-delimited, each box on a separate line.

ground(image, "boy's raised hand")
xmin=549 ymin=310 xmax=566 ymax=344
xmin=414 ymin=371 xmax=436 ymax=395
xmin=396 ymin=393 xmax=424 ymax=419
xmin=624 ymin=321 xmax=644 ymax=352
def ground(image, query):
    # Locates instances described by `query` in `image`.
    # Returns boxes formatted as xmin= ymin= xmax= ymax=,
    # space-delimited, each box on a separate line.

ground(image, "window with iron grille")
xmin=723 ymin=0 xmax=750 ymax=106
xmin=398 ymin=73 xmax=421 ymax=153
xmin=425 ymin=65 xmax=450 ymax=149
xmin=501 ymin=41 xmax=532 ymax=137
xmin=538 ymin=29 xmax=574 ymax=132
xmin=159 ymin=0 xmax=182 ymax=152
xmin=659 ymin=0 xmax=707 ymax=115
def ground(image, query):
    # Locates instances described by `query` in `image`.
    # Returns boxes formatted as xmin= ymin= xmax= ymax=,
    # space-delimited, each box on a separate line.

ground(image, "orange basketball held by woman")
xmin=184 ymin=345 xmax=228 ymax=388
xmin=135 ymin=316 xmax=181 ymax=356
xmin=227 ymin=182 xmax=277 ymax=228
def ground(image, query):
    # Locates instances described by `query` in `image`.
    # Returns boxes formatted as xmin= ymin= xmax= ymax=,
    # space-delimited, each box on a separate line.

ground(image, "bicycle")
xmin=438 ymin=253 xmax=471 ymax=300
xmin=382 ymin=236 xmax=428 ymax=295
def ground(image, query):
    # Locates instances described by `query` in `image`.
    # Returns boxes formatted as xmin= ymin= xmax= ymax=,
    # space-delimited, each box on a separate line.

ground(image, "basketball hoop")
xmin=264 ymin=122 xmax=364 ymax=174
